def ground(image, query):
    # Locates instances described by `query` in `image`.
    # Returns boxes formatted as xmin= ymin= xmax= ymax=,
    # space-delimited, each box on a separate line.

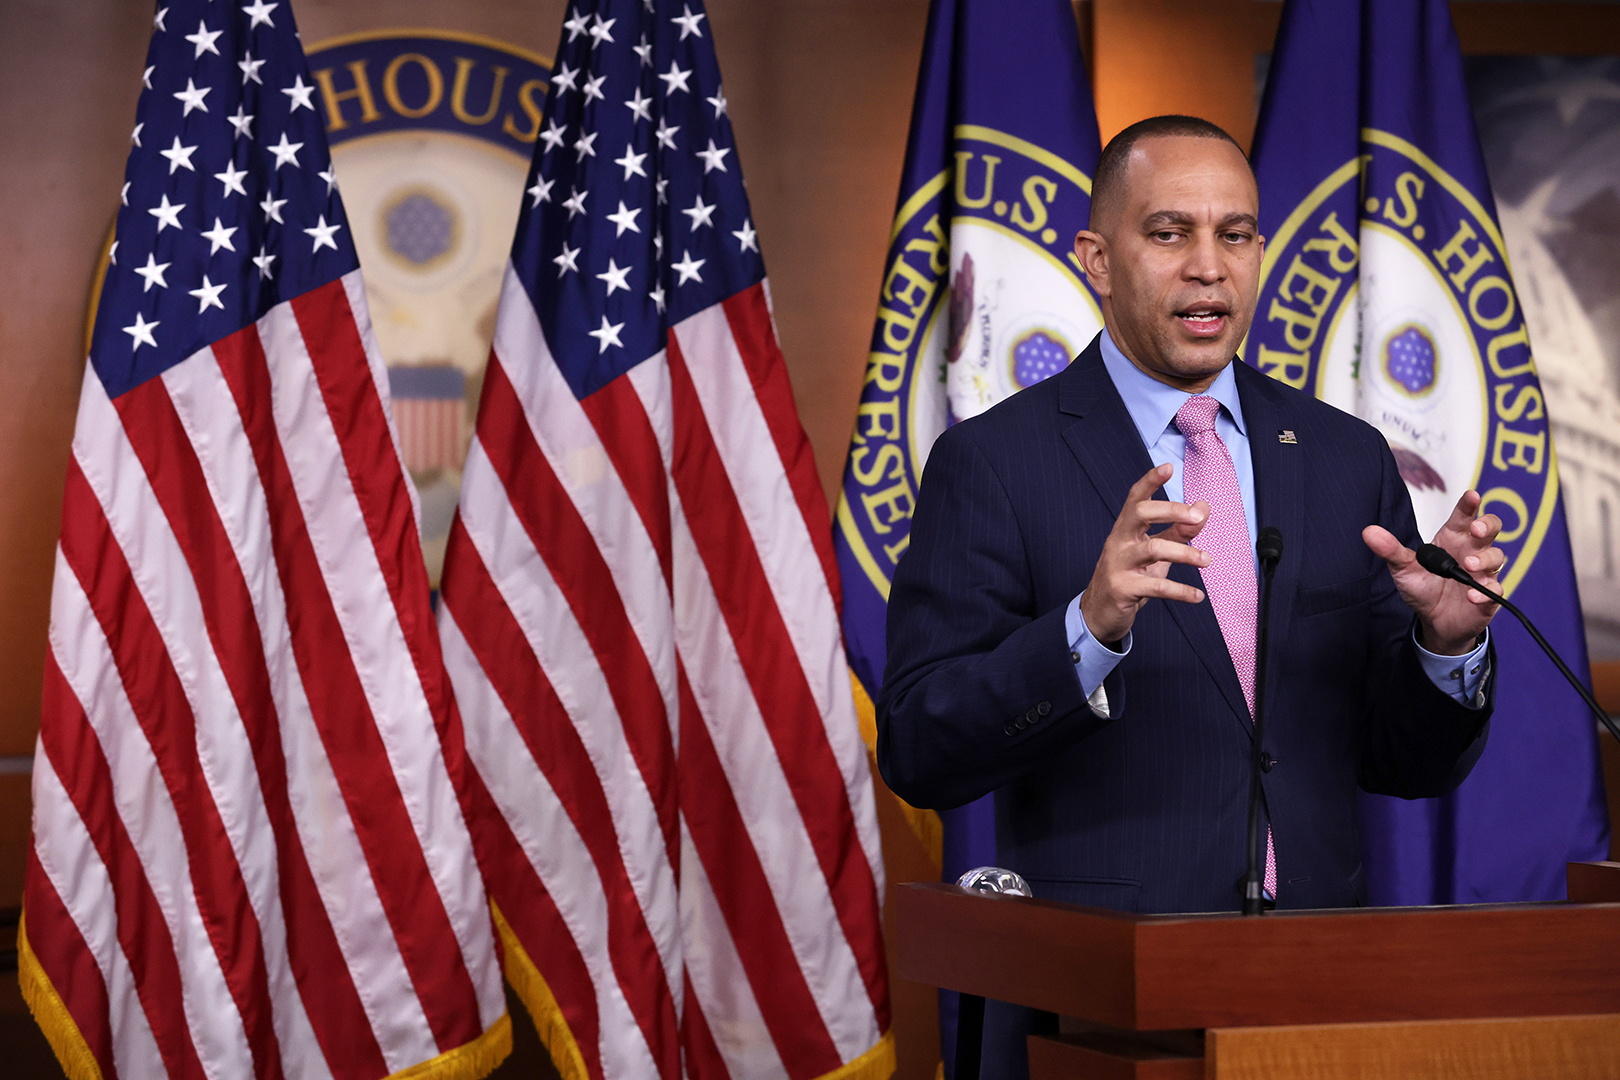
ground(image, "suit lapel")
xmin=1058 ymin=343 xmax=1252 ymax=728
xmin=1237 ymin=360 xmax=1305 ymax=727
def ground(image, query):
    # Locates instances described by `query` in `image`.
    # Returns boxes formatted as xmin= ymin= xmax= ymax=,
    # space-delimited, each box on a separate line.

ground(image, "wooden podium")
xmin=894 ymin=862 xmax=1620 ymax=1079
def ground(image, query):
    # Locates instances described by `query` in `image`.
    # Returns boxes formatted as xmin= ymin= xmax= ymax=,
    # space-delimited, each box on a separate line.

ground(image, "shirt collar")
xmin=1097 ymin=326 xmax=1247 ymax=447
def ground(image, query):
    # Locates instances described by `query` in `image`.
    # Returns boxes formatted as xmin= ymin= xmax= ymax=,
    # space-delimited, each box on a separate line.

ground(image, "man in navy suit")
xmin=877 ymin=116 xmax=1502 ymax=1075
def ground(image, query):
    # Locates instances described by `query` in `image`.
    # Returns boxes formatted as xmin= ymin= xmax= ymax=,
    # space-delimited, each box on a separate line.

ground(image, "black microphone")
xmin=1415 ymin=543 xmax=1620 ymax=747
xmin=1244 ymin=526 xmax=1284 ymax=916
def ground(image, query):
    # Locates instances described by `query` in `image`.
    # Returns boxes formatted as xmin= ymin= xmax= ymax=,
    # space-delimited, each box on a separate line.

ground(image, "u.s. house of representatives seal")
xmin=842 ymin=125 xmax=1100 ymax=594
xmin=304 ymin=30 xmax=550 ymax=585
xmin=1246 ymin=130 xmax=1557 ymax=596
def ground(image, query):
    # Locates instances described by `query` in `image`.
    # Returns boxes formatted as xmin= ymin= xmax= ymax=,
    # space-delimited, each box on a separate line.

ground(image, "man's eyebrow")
xmin=1141 ymin=210 xmax=1194 ymax=230
xmin=1218 ymin=212 xmax=1259 ymax=230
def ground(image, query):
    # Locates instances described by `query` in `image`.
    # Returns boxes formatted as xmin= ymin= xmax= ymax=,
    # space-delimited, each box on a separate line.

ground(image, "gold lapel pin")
xmin=1278 ymin=430 xmax=1297 ymax=444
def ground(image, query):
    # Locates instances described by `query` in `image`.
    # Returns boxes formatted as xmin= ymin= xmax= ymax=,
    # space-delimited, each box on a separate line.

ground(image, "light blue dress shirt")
xmin=1063 ymin=328 xmax=1489 ymax=708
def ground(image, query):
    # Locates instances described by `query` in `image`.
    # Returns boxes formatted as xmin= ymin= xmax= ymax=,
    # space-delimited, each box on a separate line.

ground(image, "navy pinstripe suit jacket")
xmin=877 ymin=336 xmax=1493 ymax=915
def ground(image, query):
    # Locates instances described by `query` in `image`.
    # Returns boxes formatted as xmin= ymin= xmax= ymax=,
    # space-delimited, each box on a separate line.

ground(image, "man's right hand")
xmin=1078 ymin=463 xmax=1213 ymax=645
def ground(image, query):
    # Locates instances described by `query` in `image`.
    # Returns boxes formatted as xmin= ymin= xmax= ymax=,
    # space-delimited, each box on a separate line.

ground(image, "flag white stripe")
xmin=678 ymin=818 xmax=788 ymax=1080
xmin=670 ymin=500 xmax=877 ymax=1058
xmin=440 ymin=607 xmax=663 ymax=1080
xmin=31 ymin=751 xmax=168 ymax=1079
xmin=672 ymin=309 xmax=885 ymax=890
xmin=493 ymin=265 xmax=679 ymax=733
xmin=458 ymin=439 xmax=682 ymax=997
xmin=258 ymin=302 xmax=504 ymax=1030
xmin=160 ymin=343 xmax=436 ymax=1067
xmin=47 ymin=552 xmax=255 ymax=1079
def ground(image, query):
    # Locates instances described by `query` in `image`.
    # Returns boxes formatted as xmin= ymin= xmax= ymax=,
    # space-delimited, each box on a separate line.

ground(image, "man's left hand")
xmin=1362 ymin=490 xmax=1504 ymax=656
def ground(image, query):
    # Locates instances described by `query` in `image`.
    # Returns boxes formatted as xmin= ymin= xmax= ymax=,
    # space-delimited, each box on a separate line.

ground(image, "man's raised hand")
xmin=1362 ymin=489 xmax=1504 ymax=656
xmin=1079 ymin=463 xmax=1212 ymax=645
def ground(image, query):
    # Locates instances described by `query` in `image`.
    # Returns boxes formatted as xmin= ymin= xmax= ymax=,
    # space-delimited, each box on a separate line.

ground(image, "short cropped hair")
xmin=1089 ymin=115 xmax=1250 ymax=229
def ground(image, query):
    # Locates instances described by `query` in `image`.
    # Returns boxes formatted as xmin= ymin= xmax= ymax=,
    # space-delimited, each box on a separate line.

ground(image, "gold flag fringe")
xmin=491 ymin=900 xmax=591 ymax=1080
xmin=851 ymin=669 xmax=942 ymax=868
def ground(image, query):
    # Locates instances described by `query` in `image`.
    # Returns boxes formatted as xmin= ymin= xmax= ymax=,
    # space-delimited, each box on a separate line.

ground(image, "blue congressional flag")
xmin=1249 ymin=0 xmax=1610 ymax=903
xmin=831 ymin=0 xmax=1100 ymax=1066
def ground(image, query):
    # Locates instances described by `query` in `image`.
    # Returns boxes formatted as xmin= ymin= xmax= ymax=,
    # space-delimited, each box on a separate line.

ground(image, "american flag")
xmin=21 ymin=3 xmax=508 ymax=1077
xmin=436 ymin=1 xmax=892 ymax=1077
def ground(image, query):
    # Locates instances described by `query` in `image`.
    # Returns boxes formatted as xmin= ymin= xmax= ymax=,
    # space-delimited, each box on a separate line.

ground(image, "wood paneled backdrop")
xmin=2 ymin=2 xmax=1618 ymax=1077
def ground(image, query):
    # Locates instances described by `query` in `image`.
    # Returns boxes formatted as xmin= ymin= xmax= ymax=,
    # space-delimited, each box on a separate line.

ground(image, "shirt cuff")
xmin=1066 ymin=592 xmax=1132 ymax=701
xmin=1414 ymin=627 xmax=1491 ymax=708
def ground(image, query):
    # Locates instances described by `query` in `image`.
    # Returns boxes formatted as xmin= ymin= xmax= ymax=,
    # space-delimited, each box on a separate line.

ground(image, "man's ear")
xmin=1073 ymin=230 xmax=1111 ymax=297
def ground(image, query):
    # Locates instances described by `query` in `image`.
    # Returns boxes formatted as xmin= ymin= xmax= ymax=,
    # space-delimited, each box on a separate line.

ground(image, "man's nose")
xmin=1183 ymin=231 xmax=1226 ymax=284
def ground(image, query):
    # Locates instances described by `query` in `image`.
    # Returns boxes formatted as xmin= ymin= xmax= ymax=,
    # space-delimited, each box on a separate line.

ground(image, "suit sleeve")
xmin=875 ymin=425 xmax=1122 ymax=810
xmin=1358 ymin=437 xmax=1493 ymax=799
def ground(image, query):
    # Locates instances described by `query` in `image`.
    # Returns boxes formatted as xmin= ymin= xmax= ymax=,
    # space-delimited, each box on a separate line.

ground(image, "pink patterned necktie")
xmin=1174 ymin=395 xmax=1276 ymax=898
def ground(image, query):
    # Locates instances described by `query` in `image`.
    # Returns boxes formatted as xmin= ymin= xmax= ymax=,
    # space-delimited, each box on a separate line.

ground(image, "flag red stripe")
xmin=59 ymin=457 xmax=284 ymax=1080
xmin=441 ymin=516 xmax=680 ymax=1076
xmin=112 ymin=375 xmax=391 ymax=1078
xmin=680 ymin=971 xmax=730 ymax=1080
xmin=579 ymin=372 xmax=673 ymax=588
xmin=667 ymin=339 xmax=890 ymax=1023
xmin=38 ymin=652 xmax=208 ymax=1080
xmin=675 ymin=662 xmax=843 ymax=1075
xmin=467 ymin=777 xmax=607 ymax=1080
xmin=212 ymin=325 xmax=479 ymax=1053
xmin=24 ymin=845 xmax=119 ymax=1080
xmin=475 ymin=356 xmax=679 ymax=866
xmin=719 ymin=286 xmax=841 ymax=609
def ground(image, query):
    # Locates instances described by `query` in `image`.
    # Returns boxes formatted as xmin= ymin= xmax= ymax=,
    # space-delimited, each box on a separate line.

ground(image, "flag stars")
xmin=189 ymin=275 xmax=227 ymax=313
xmin=707 ymin=88 xmax=729 ymax=118
xmin=120 ymin=182 xmax=130 ymax=206
xmin=588 ymin=314 xmax=626 ymax=353
xmin=683 ymin=193 xmax=717 ymax=230
xmin=656 ymin=177 xmax=669 ymax=205
xmin=733 ymin=219 xmax=759 ymax=252
xmin=563 ymin=9 xmax=591 ymax=41
xmin=160 ymin=136 xmax=199 ymax=173
xmin=672 ymin=250 xmax=705 ymax=285
xmin=655 ymin=119 xmax=679 ymax=150
xmin=528 ymin=175 xmax=555 ymax=207
xmin=590 ymin=15 xmax=617 ymax=45
xmin=554 ymin=242 xmax=580 ymax=277
xmin=260 ymin=193 xmax=288 ymax=223
xmin=185 ymin=20 xmax=222 ymax=59
xmin=149 ymin=194 xmax=185 ymax=232
xmin=142 ymin=66 xmax=155 ymax=90
xmin=239 ymin=53 xmax=266 ymax=85
xmin=551 ymin=62 xmax=579 ymax=97
xmin=282 ymin=75 xmax=316 ymax=112
xmin=215 ymin=162 xmax=249 ymax=197
xmin=243 ymin=0 xmax=278 ymax=29
xmin=540 ymin=118 xmax=567 ymax=153
xmin=697 ymin=139 xmax=731 ymax=174
xmin=615 ymin=146 xmax=648 ymax=180
xmin=131 ymin=122 xmax=144 ymax=148
xmin=625 ymin=87 xmax=653 ymax=123
xmin=596 ymin=258 xmax=632 ymax=295
xmin=659 ymin=61 xmax=692 ymax=95
xmin=153 ymin=7 xmax=168 ymax=32
xmin=574 ymin=130 xmax=598 ymax=161
xmin=606 ymin=200 xmax=641 ymax=236
xmin=633 ymin=34 xmax=653 ymax=67
xmin=109 ymin=241 xmax=118 ymax=266
xmin=173 ymin=78 xmax=211 ymax=116
xmin=252 ymin=247 xmax=276 ymax=279
xmin=673 ymin=5 xmax=707 ymax=39
xmin=319 ymin=167 xmax=339 ymax=195
xmin=228 ymin=105 xmax=254 ymax=139
xmin=268 ymin=132 xmax=304 ymax=169
xmin=583 ymin=74 xmax=607 ymax=104
xmin=650 ymin=283 xmax=666 ymax=314
xmin=563 ymin=187 xmax=588 ymax=219
xmin=201 ymin=217 xmax=238 ymax=254
xmin=135 ymin=253 xmax=171 ymax=292
xmin=304 ymin=215 xmax=342 ymax=252
xmin=124 ymin=312 xmax=159 ymax=351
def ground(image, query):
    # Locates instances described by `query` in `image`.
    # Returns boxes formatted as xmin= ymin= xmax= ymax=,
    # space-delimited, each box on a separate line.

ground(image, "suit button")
xmin=1037 ymin=701 xmax=1052 ymax=716
xmin=1003 ymin=724 xmax=1016 ymax=735
xmin=1260 ymin=752 xmax=1276 ymax=772
xmin=1024 ymin=708 xmax=1037 ymax=723
xmin=1014 ymin=717 xmax=1029 ymax=731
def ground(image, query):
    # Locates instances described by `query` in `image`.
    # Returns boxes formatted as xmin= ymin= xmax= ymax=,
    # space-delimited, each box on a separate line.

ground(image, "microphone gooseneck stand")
xmin=1243 ymin=527 xmax=1285 ymax=916
xmin=1415 ymin=544 xmax=1620 ymax=747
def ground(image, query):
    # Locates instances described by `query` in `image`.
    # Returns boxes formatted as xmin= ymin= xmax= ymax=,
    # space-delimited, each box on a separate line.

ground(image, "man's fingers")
xmin=1131 ymin=536 xmax=1210 ymax=570
xmin=1133 ymin=575 xmax=1205 ymax=606
xmin=1362 ymin=524 xmax=1416 ymax=570
xmin=1123 ymin=463 xmax=1174 ymax=508
xmin=1436 ymin=489 xmax=1484 ymax=543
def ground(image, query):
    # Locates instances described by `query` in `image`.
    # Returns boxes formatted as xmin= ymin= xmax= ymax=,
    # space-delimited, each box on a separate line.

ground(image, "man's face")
xmin=1074 ymin=135 xmax=1263 ymax=392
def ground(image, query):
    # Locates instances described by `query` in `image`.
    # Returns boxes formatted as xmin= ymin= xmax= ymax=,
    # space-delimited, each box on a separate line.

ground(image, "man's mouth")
xmin=1175 ymin=303 xmax=1231 ymax=337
